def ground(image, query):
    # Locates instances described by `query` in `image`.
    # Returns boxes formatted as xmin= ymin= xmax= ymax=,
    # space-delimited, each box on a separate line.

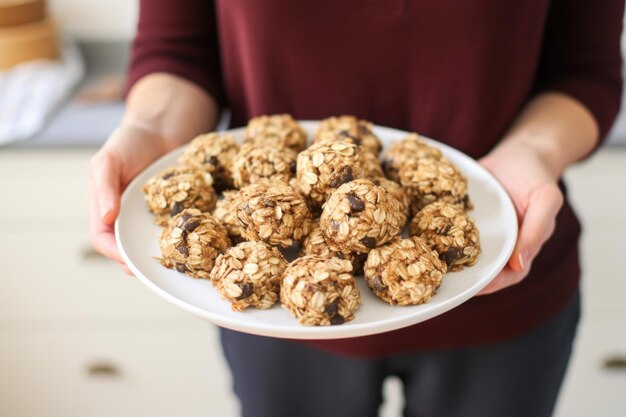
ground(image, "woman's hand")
xmin=87 ymin=73 xmax=220 ymax=275
xmin=477 ymin=141 xmax=564 ymax=295
xmin=88 ymin=124 xmax=166 ymax=274
xmin=475 ymin=92 xmax=600 ymax=295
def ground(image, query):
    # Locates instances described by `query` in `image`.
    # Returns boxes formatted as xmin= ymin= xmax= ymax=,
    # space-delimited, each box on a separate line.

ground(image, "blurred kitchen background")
xmin=0 ymin=1 xmax=624 ymax=416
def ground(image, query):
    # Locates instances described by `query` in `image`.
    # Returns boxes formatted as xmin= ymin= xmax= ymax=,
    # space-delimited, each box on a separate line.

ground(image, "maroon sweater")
xmin=128 ymin=0 xmax=623 ymax=357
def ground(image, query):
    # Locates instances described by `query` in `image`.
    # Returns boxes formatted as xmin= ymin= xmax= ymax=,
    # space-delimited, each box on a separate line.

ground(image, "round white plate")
xmin=116 ymin=121 xmax=517 ymax=340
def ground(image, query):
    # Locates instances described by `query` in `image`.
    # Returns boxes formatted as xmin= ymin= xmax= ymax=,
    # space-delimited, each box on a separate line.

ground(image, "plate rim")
xmin=115 ymin=121 xmax=518 ymax=339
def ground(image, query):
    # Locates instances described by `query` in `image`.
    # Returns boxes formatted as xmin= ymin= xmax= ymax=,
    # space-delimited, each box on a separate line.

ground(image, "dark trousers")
xmin=220 ymin=291 xmax=580 ymax=417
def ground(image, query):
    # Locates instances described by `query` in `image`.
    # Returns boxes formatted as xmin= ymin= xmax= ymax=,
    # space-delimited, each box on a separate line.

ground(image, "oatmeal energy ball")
xmin=369 ymin=177 xmax=410 ymax=218
xmin=143 ymin=165 xmax=217 ymax=226
xmin=159 ymin=209 xmax=231 ymax=279
xmin=320 ymin=179 xmax=406 ymax=253
xmin=362 ymin=150 xmax=385 ymax=179
xmin=243 ymin=114 xmax=307 ymax=152
xmin=409 ymin=202 xmax=480 ymax=271
xmin=399 ymin=156 xmax=471 ymax=213
xmin=210 ymin=241 xmax=288 ymax=311
xmin=314 ymin=115 xmax=383 ymax=155
xmin=297 ymin=141 xmax=365 ymax=208
xmin=234 ymin=180 xmax=312 ymax=247
xmin=364 ymin=236 xmax=447 ymax=305
xmin=178 ymin=132 xmax=239 ymax=191
xmin=232 ymin=143 xmax=297 ymax=188
xmin=381 ymin=133 xmax=442 ymax=182
xmin=299 ymin=220 xmax=367 ymax=275
xmin=212 ymin=190 xmax=244 ymax=243
xmin=280 ymin=255 xmax=361 ymax=326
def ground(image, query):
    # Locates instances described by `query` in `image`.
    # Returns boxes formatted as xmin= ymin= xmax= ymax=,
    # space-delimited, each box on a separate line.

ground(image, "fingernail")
xmin=518 ymin=252 xmax=525 ymax=271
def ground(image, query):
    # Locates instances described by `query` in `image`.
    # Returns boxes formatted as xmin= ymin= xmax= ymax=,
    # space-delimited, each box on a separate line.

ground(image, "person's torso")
xmin=216 ymin=0 xmax=551 ymax=158
xmin=210 ymin=0 xmax=581 ymax=354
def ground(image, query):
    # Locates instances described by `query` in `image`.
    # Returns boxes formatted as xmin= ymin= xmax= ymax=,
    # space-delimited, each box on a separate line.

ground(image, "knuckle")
xmin=92 ymin=240 xmax=106 ymax=257
xmin=533 ymin=183 xmax=564 ymax=212
xmin=90 ymin=149 xmax=115 ymax=174
xmin=89 ymin=151 xmax=105 ymax=170
xmin=546 ymin=183 xmax=564 ymax=205
xmin=89 ymin=158 xmax=103 ymax=179
xmin=92 ymin=238 xmax=114 ymax=261
xmin=555 ymin=189 xmax=564 ymax=207
xmin=547 ymin=219 xmax=557 ymax=236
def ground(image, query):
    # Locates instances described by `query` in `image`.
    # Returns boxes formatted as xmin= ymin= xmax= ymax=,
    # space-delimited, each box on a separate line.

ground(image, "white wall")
xmin=606 ymin=11 xmax=626 ymax=144
xmin=48 ymin=0 xmax=138 ymax=40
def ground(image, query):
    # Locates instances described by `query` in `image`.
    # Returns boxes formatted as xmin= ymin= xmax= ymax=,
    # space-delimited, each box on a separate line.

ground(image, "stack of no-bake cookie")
xmin=142 ymin=115 xmax=481 ymax=326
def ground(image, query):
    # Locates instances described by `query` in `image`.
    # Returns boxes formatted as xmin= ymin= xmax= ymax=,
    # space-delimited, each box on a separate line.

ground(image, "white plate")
xmin=116 ymin=121 xmax=517 ymax=339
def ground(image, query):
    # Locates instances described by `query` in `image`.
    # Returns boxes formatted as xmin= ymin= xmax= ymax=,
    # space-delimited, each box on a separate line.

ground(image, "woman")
xmin=89 ymin=1 xmax=623 ymax=416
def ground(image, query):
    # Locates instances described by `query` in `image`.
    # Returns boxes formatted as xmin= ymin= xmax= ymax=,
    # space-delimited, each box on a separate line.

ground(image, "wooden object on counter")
xmin=0 ymin=15 xmax=59 ymax=70
xmin=0 ymin=0 xmax=45 ymax=27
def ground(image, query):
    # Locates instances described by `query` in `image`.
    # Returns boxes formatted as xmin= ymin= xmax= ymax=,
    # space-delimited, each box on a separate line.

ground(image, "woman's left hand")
xmin=476 ymin=141 xmax=564 ymax=295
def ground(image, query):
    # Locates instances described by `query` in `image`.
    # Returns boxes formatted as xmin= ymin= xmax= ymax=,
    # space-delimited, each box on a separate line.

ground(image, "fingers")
xmin=507 ymin=183 xmax=562 ymax=273
xmin=477 ymin=266 xmax=525 ymax=295
xmin=87 ymin=125 xmax=165 ymax=275
xmin=88 ymin=185 xmax=135 ymax=277
xmin=522 ymin=184 xmax=563 ymax=257
xmin=507 ymin=246 xmax=528 ymax=273
xmin=482 ymin=183 xmax=562 ymax=296
xmin=90 ymin=149 xmax=122 ymax=225
xmin=94 ymin=227 xmax=124 ymax=264
xmin=119 ymin=262 xmax=135 ymax=276
xmin=88 ymin=184 xmax=124 ymax=262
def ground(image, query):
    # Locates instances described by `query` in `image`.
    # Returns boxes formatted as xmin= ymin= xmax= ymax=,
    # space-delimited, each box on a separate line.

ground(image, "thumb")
xmin=90 ymin=149 xmax=122 ymax=226
xmin=509 ymin=183 xmax=563 ymax=272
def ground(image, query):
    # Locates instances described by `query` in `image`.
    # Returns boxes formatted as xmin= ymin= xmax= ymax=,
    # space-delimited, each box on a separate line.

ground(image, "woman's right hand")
xmin=88 ymin=73 xmax=220 ymax=274
xmin=88 ymin=123 xmax=167 ymax=274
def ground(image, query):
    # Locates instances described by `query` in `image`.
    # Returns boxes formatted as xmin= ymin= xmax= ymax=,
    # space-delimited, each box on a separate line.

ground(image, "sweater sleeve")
xmin=126 ymin=0 xmax=225 ymax=106
xmin=534 ymin=0 xmax=624 ymax=142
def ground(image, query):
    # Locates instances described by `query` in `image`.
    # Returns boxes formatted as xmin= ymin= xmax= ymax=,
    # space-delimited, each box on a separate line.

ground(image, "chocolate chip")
xmin=442 ymin=247 xmax=462 ymax=266
xmin=346 ymin=192 xmax=365 ymax=213
xmin=176 ymin=242 xmax=189 ymax=257
xmin=324 ymin=299 xmax=339 ymax=317
xmin=357 ymin=124 xmax=369 ymax=135
xmin=462 ymin=194 xmax=470 ymax=208
xmin=330 ymin=315 xmax=345 ymax=325
xmin=183 ymin=219 xmax=201 ymax=232
xmin=175 ymin=263 xmax=188 ymax=273
xmin=381 ymin=159 xmax=393 ymax=175
xmin=360 ymin=236 xmax=377 ymax=249
xmin=171 ymin=202 xmax=183 ymax=216
xmin=213 ymin=173 xmax=227 ymax=192
xmin=162 ymin=172 xmax=174 ymax=180
xmin=329 ymin=166 xmax=354 ymax=188
xmin=438 ymin=224 xmax=451 ymax=235
xmin=352 ymin=254 xmax=366 ymax=275
xmin=236 ymin=283 xmax=254 ymax=300
xmin=290 ymin=160 xmax=297 ymax=174
xmin=242 ymin=202 xmax=253 ymax=214
xmin=180 ymin=212 xmax=193 ymax=223
xmin=204 ymin=155 xmax=219 ymax=165
xmin=338 ymin=130 xmax=360 ymax=145
xmin=373 ymin=276 xmax=386 ymax=292
xmin=263 ymin=198 xmax=276 ymax=207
